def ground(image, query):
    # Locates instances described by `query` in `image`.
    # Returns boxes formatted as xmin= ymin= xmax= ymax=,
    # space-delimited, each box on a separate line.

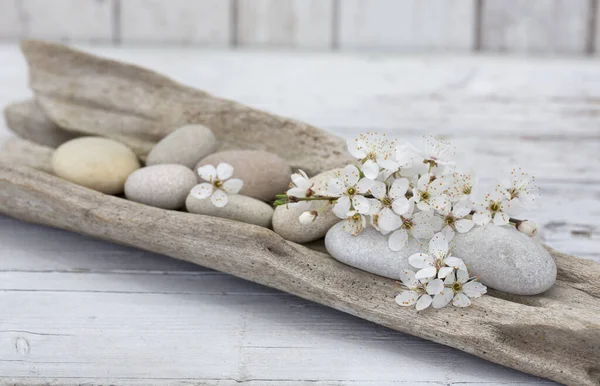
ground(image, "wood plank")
xmin=236 ymin=0 xmax=334 ymax=48
xmin=480 ymin=0 xmax=592 ymax=54
xmin=0 ymin=275 xmax=552 ymax=384
xmin=338 ymin=0 xmax=476 ymax=51
xmin=7 ymin=0 xmax=114 ymax=43
xmin=120 ymin=0 xmax=232 ymax=46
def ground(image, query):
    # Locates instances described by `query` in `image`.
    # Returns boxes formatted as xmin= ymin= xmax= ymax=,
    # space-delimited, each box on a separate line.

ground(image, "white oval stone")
xmin=125 ymin=164 xmax=197 ymax=209
xmin=273 ymin=169 xmax=342 ymax=243
xmin=325 ymin=223 xmax=556 ymax=295
xmin=146 ymin=124 xmax=216 ymax=168
xmin=52 ymin=137 xmax=140 ymax=194
xmin=186 ymin=193 xmax=273 ymax=228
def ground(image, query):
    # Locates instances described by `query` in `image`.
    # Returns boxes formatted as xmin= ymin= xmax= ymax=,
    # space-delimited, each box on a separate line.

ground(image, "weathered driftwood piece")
xmin=20 ymin=40 xmax=352 ymax=174
xmin=0 ymin=138 xmax=53 ymax=174
xmin=0 ymin=163 xmax=599 ymax=386
xmin=3 ymin=99 xmax=78 ymax=148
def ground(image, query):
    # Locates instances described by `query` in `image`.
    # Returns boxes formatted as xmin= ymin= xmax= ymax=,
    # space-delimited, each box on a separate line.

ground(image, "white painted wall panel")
xmin=481 ymin=0 xmax=591 ymax=54
xmin=0 ymin=0 xmax=21 ymax=39
xmin=237 ymin=0 xmax=334 ymax=48
xmin=338 ymin=0 xmax=476 ymax=51
xmin=14 ymin=0 xmax=114 ymax=42
xmin=120 ymin=0 xmax=232 ymax=45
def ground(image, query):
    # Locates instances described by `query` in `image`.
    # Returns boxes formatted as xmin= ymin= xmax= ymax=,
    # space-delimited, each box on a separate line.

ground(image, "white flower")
xmin=440 ymin=201 xmax=475 ymax=241
xmin=412 ymin=173 xmax=450 ymax=213
xmin=341 ymin=210 xmax=367 ymax=236
xmin=192 ymin=163 xmax=243 ymax=208
xmin=369 ymin=178 xmax=410 ymax=232
xmin=498 ymin=166 xmax=539 ymax=210
xmin=299 ymin=211 xmax=318 ymax=225
xmin=287 ymin=169 xmax=314 ymax=198
xmin=411 ymin=135 xmax=455 ymax=167
xmin=347 ymin=132 xmax=398 ymax=179
xmin=472 ymin=190 xmax=512 ymax=226
xmin=327 ymin=165 xmax=374 ymax=217
xmin=395 ymin=269 xmax=445 ymax=311
xmin=440 ymin=170 xmax=477 ymax=202
xmin=433 ymin=269 xmax=487 ymax=308
xmin=387 ymin=204 xmax=443 ymax=251
xmin=516 ymin=220 xmax=537 ymax=237
xmin=408 ymin=233 xmax=467 ymax=281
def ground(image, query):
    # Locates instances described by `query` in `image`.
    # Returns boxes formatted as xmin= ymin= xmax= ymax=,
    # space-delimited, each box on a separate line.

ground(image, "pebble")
xmin=186 ymin=193 xmax=273 ymax=228
xmin=52 ymin=137 xmax=140 ymax=194
xmin=272 ymin=169 xmax=341 ymax=243
xmin=325 ymin=223 xmax=556 ymax=295
xmin=146 ymin=124 xmax=216 ymax=168
xmin=196 ymin=150 xmax=291 ymax=201
xmin=124 ymin=164 xmax=197 ymax=209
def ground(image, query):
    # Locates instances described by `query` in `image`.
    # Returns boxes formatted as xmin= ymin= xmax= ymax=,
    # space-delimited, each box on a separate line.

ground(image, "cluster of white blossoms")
xmin=190 ymin=163 xmax=243 ymax=207
xmin=395 ymin=233 xmax=487 ymax=310
xmin=283 ymin=132 xmax=540 ymax=251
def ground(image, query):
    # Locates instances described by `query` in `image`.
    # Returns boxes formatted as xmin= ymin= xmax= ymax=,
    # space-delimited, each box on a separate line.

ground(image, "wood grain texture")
xmin=0 ymin=164 xmax=598 ymax=386
xmin=19 ymin=40 xmax=351 ymax=174
xmin=6 ymin=0 xmax=114 ymax=43
xmin=0 ymin=138 xmax=53 ymax=174
xmin=237 ymin=0 xmax=334 ymax=48
xmin=480 ymin=0 xmax=592 ymax=54
xmin=120 ymin=0 xmax=232 ymax=46
xmin=338 ymin=0 xmax=476 ymax=51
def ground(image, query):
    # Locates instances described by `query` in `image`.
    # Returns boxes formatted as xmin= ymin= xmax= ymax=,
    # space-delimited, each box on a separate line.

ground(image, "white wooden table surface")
xmin=1 ymin=44 xmax=599 ymax=385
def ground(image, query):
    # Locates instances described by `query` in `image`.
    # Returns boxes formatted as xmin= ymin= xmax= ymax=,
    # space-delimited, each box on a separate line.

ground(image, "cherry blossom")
xmin=412 ymin=173 xmax=450 ymax=213
xmin=327 ymin=165 xmax=374 ymax=218
xmin=408 ymin=233 xmax=467 ymax=281
xmin=192 ymin=163 xmax=243 ymax=208
xmin=440 ymin=201 xmax=475 ymax=241
xmin=472 ymin=190 xmax=512 ymax=226
xmin=347 ymin=132 xmax=398 ymax=179
xmin=434 ymin=269 xmax=487 ymax=308
xmin=287 ymin=169 xmax=314 ymax=198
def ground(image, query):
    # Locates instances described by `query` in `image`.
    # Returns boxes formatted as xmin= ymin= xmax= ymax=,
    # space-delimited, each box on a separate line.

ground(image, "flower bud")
xmin=299 ymin=211 xmax=318 ymax=225
xmin=516 ymin=220 xmax=537 ymax=237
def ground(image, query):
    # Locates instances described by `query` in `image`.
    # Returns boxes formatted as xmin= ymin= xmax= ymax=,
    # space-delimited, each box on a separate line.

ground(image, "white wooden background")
xmin=1 ymin=0 xmax=600 ymax=54
xmin=1 ymin=43 xmax=600 ymax=384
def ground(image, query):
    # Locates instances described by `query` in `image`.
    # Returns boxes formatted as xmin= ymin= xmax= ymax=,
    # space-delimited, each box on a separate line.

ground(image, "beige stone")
xmin=125 ymin=164 xmax=197 ymax=209
xmin=146 ymin=124 xmax=217 ymax=168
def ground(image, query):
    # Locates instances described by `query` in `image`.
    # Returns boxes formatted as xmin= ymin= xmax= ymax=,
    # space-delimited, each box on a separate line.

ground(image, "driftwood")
xmin=0 ymin=160 xmax=599 ymax=386
xmin=19 ymin=40 xmax=352 ymax=173
xmin=1 ymin=40 xmax=599 ymax=385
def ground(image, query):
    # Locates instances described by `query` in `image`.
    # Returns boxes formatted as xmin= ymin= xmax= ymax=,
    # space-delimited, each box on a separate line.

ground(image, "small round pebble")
xmin=146 ymin=124 xmax=217 ymax=168
xmin=186 ymin=193 xmax=273 ymax=228
xmin=272 ymin=169 xmax=342 ymax=243
xmin=52 ymin=136 xmax=140 ymax=194
xmin=196 ymin=150 xmax=291 ymax=201
xmin=125 ymin=164 xmax=197 ymax=209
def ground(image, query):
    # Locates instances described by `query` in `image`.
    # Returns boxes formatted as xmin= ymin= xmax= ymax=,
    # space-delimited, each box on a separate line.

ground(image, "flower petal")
xmin=389 ymin=178 xmax=409 ymax=199
xmin=355 ymin=178 xmax=374 ymax=194
xmin=408 ymin=253 xmax=435 ymax=269
xmin=388 ymin=229 xmax=408 ymax=251
xmin=190 ymin=183 xmax=213 ymax=199
xmin=216 ymin=163 xmax=234 ymax=180
xmin=362 ymin=159 xmax=379 ymax=179
xmin=428 ymin=232 xmax=448 ymax=259
xmin=343 ymin=215 xmax=365 ymax=236
xmin=398 ymin=269 xmax=418 ymax=289
xmin=342 ymin=165 xmax=360 ymax=187
xmin=426 ymin=279 xmax=444 ymax=295
xmin=432 ymin=288 xmax=453 ymax=309
xmin=333 ymin=196 xmax=352 ymax=218
xmin=395 ymin=290 xmax=419 ymax=307
xmin=415 ymin=294 xmax=432 ymax=311
xmin=223 ymin=178 xmax=243 ymax=194
xmin=287 ymin=187 xmax=307 ymax=198
xmin=444 ymin=256 xmax=467 ymax=272
xmin=462 ymin=281 xmax=487 ymax=298
xmin=456 ymin=268 xmax=469 ymax=284
xmin=472 ymin=211 xmax=490 ymax=226
xmin=197 ymin=165 xmax=217 ymax=182
xmin=452 ymin=293 xmax=471 ymax=308
xmin=352 ymin=195 xmax=371 ymax=214
xmin=369 ymin=181 xmax=387 ymax=200
xmin=326 ymin=178 xmax=345 ymax=196
xmin=378 ymin=208 xmax=402 ymax=232
xmin=452 ymin=201 xmax=471 ymax=218
xmin=493 ymin=212 xmax=510 ymax=226
xmin=438 ymin=266 xmax=454 ymax=279
xmin=441 ymin=225 xmax=455 ymax=242
xmin=210 ymin=189 xmax=229 ymax=207
xmin=415 ymin=266 xmax=437 ymax=281
xmin=391 ymin=197 xmax=410 ymax=216
xmin=347 ymin=138 xmax=368 ymax=159
xmin=455 ymin=219 xmax=475 ymax=233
